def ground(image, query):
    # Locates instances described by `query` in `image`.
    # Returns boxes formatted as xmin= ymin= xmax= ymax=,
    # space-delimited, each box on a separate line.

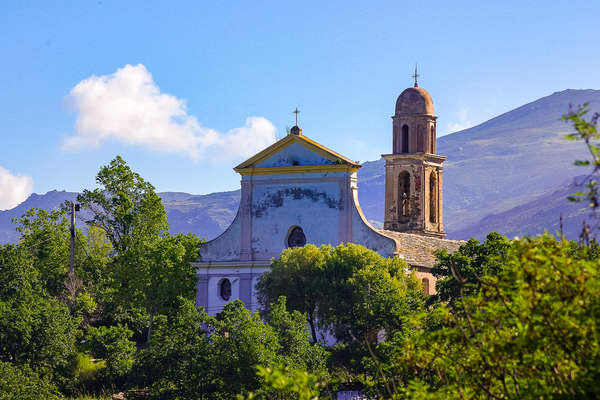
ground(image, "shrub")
xmin=0 ymin=361 xmax=60 ymax=400
xmin=85 ymin=325 xmax=135 ymax=386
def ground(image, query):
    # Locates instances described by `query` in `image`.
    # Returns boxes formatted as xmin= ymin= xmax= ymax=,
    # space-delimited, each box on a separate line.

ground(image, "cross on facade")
xmin=292 ymin=107 xmax=300 ymax=125
xmin=412 ymin=64 xmax=420 ymax=87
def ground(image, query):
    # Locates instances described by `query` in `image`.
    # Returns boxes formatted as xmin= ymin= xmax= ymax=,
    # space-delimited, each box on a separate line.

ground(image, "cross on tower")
xmin=412 ymin=64 xmax=420 ymax=88
xmin=292 ymin=107 xmax=301 ymax=125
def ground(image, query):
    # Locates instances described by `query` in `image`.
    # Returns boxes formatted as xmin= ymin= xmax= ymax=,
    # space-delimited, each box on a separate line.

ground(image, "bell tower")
xmin=383 ymin=69 xmax=446 ymax=238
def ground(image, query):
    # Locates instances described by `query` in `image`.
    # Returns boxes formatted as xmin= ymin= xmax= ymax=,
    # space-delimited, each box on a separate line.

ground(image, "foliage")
xmin=15 ymin=208 xmax=71 ymax=296
xmin=258 ymin=243 xmax=423 ymax=345
xmin=12 ymin=208 xmax=107 ymax=321
xmin=1 ymin=216 xmax=83 ymax=392
xmin=0 ymin=361 xmax=60 ymax=400
xmin=372 ymin=234 xmax=600 ymax=399
xmin=132 ymin=297 xmax=327 ymax=399
xmin=257 ymin=244 xmax=327 ymax=343
xmin=85 ymin=325 xmax=136 ymax=384
xmin=563 ymin=103 xmax=600 ymax=213
xmin=431 ymin=232 xmax=511 ymax=307
xmin=0 ymin=243 xmax=39 ymax=300
xmin=241 ymin=365 xmax=327 ymax=400
xmin=76 ymin=156 xmax=202 ymax=340
xmin=77 ymin=155 xmax=168 ymax=254
xmin=131 ymin=298 xmax=214 ymax=399
xmin=0 ymin=294 xmax=80 ymax=388
xmin=266 ymin=297 xmax=328 ymax=373
xmin=321 ymin=247 xmax=422 ymax=344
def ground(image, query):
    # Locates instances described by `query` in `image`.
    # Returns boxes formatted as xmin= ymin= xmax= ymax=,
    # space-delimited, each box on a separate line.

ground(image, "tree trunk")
xmin=147 ymin=312 xmax=154 ymax=343
xmin=307 ymin=312 xmax=318 ymax=344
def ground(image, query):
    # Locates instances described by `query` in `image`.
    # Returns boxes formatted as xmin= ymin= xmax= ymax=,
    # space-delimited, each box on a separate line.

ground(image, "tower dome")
xmin=395 ymin=87 xmax=434 ymax=115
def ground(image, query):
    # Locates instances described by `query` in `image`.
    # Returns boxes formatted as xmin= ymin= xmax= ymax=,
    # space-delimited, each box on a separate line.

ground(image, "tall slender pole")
xmin=70 ymin=201 xmax=75 ymax=275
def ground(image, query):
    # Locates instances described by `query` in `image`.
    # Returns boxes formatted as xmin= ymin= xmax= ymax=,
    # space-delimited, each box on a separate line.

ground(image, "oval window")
xmin=287 ymin=226 xmax=306 ymax=248
xmin=220 ymin=278 xmax=231 ymax=301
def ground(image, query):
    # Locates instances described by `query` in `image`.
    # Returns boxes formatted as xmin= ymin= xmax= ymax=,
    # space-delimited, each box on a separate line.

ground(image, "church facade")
xmin=194 ymin=80 xmax=462 ymax=316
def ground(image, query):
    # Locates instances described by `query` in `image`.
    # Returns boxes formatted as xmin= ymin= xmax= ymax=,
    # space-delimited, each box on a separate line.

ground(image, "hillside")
xmin=0 ymin=190 xmax=239 ymax=244
xmin=1 ymin=89 xmax=599 ymax=243
xmin=451 ymin=177 xmax=592 ymax=241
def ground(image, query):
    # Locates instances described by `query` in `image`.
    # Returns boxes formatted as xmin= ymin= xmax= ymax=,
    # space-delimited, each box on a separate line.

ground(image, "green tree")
xmin=210 ymin=300 xmax=283 ymax=396
xmin=0 ymin=295 xmax=80 ymax=388
xmin=0 ymin=243 xmax=39 ymax=300
xmin=241 ymin=365 xmax=326 ymax=400
xmin=320 ymin=244 xmax=423 ymax=344
xmin=263 ymin=297 xmax=328 ymax=374
xmin=257 ymin=244 xmax=327 ymax=343
xmin=77 ymin=155 xmax=168 ymax=254
xmin=133 ymin=299 xmax=281 ymax=399
xmin=0 ymin=361 xmax=60 ymax=400
xmin=259 ymin=243 xmax=423 ymax=345
xmin=0 ymin=243 xmax=81 ymax=389
xmin=77 ymin=156 xmax=202 ymax=340
xmin=131 ymin=298 xmax=215 ymax=399
xmin=376 ymin=235 xmax=600 ymax=399
xmin=15 ymin=208 xmax=71 ymax=296
xmin=431 ymin=232 xmax=511 ymax=307
xmin=13 ymin=208 xmax=106 ymax=320
xmin=133 ymin=298 xmax=327 ymax=399
xmin=85 ymin=324 xmax=136 ymax=385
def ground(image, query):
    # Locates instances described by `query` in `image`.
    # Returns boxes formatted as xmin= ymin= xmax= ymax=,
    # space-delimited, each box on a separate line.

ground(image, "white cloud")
xmin=446 ymin=107 xmax=473 ymax=134
xmin=0 ymin=166 xmax=33 ymax=211
xmin=62 ymin=64 xmax=276 ymax=160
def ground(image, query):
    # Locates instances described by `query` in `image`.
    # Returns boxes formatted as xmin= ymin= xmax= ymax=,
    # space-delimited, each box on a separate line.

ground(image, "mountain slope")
xmin=451 ymin=177 xmax=592 ymax=241
xmin=439 ymin=89 xmax=600 ymax=234
xmin=0 ymin=190 xmax=240 ymax=244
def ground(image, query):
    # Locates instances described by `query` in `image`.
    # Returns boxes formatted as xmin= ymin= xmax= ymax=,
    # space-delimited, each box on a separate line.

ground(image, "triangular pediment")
xmin=234 ymin=134 xmax=360 ymax=172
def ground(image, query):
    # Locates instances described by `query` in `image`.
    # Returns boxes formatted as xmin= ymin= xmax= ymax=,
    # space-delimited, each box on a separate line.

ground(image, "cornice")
xmin=235 ymin=164 xmax=360 ymax=176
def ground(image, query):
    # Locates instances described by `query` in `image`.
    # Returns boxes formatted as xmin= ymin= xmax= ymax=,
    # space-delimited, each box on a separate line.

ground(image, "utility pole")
xmin=69 ymin=201 xmax=80 ymax=275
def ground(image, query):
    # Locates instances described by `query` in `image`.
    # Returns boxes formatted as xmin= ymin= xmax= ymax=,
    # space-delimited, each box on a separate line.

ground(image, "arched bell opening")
xmin=401 ymin=125 xmax=409 ymax=153
xmin=398 ymin=171 xmax=411 ymax=219
xmin=429 ymin=171 xmax=437 ymax=223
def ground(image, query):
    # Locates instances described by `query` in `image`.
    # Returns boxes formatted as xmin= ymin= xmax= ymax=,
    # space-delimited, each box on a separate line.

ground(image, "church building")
xmin=194 ymin=76 xmax=462 ymax=316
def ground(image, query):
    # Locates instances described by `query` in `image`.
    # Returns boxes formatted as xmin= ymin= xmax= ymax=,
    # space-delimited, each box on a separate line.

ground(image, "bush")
xmin=0 ymin=361 xmax=60 ymax=400
xmin=374 ymin=234 xmax=600 ymax=399
xmin=0 ymin=295 xmax=80 ymax=388
xmin=71 ymin=353 xmax=106 ymax=394
xmin=85 ymin=325 xmax=136 ymax=386
xmin=132 ymin=297 xmax=327 ymax=399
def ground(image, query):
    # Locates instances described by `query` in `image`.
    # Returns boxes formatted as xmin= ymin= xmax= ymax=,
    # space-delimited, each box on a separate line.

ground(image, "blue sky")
xmin=1 ymin=0 xmax=599 ymax=209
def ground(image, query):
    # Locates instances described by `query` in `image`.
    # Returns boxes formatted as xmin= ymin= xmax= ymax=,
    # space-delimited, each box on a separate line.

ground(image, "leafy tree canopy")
xmin=373 ymin=234 xmax=600 ymax=399
xmin=258 ymin=243 xmax=424 ymax=345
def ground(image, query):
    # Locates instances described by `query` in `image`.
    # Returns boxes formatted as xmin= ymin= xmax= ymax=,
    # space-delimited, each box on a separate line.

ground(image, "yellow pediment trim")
xmin=235 ymin=164 xmax=360 ymax=176
xmin=234 ymin=133 xmax=360 ymax=171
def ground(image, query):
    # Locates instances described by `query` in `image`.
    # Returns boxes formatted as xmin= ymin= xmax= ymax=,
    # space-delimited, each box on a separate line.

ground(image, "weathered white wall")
xmin=196 ymin=265 xmax=268 ymax=316
xmin=199 ymin=211 xmax=242 ymax=262
xmin=350 ymin=202 xmax=397 ymax=257
xmin=250 ymin=173 xmax=346 ymax=260
xmin=206 ymin=274 xmax=240 ymax=315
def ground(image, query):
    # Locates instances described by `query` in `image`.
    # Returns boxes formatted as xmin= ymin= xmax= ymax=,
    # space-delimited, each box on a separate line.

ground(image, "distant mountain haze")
xmin=1 ymin=89 xmax=598 ymax=243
